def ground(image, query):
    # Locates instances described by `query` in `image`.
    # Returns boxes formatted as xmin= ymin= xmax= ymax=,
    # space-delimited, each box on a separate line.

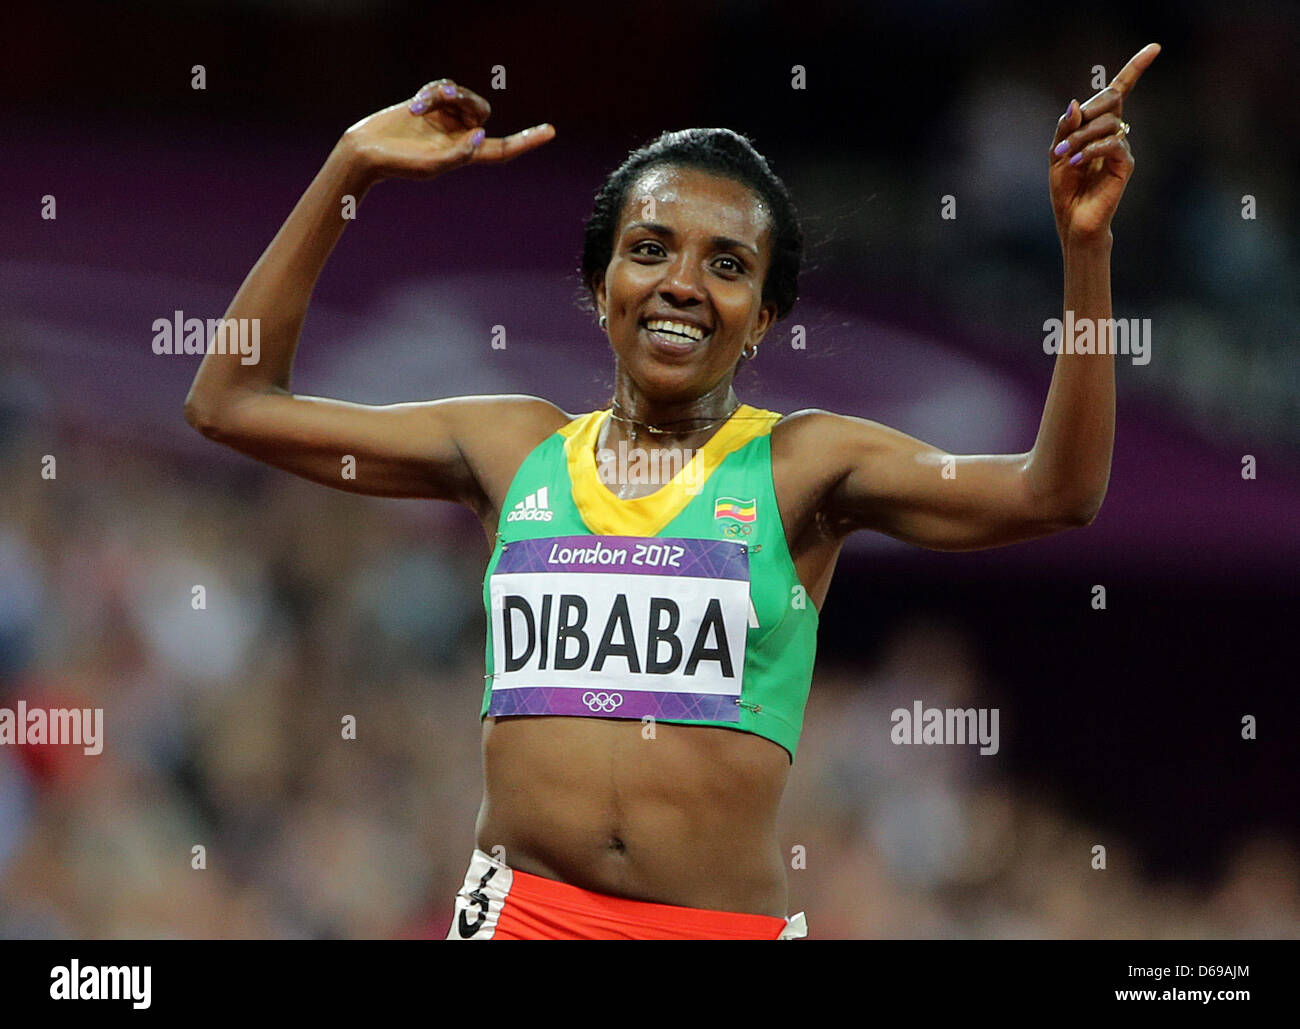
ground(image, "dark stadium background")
xmin=1 ymin=0 xmax=1296 ymax=938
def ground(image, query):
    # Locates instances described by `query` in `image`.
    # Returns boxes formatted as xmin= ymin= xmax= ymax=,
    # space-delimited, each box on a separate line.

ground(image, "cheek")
xmin=719 ymin=287 xmax=761 ymax=323
xmin=606 ymin=262 xmax=649 ymax=304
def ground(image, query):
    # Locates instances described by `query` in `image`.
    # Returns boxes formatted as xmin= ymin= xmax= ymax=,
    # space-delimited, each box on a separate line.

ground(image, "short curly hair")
xmin=579 ymin=128 xmax=804 ymax=321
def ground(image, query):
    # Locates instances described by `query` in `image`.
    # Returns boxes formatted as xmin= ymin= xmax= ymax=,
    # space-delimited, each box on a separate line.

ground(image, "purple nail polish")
xmin=1068 ymin=151 xmax=1084 ymax=166
xmin=471 ymin=128 xmax=486 ymax=146
xmin=442 ymin=84 xmax=457 ymax=97
xmin=409 ymin=98 xmax=429 ymax=114
xmin=1054 ymin=140 xmax=1071 ymax=157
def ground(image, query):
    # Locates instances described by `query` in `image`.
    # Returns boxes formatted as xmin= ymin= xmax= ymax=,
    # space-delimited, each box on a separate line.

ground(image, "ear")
xmin=593 ymin=275 xmax=606 ymax=317
xmin=750 ymin=301 xmax=778 ymax=347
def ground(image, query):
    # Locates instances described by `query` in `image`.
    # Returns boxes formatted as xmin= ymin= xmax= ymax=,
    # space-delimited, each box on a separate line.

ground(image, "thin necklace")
xmin=608 ymin=397 xmax=740 ymax=439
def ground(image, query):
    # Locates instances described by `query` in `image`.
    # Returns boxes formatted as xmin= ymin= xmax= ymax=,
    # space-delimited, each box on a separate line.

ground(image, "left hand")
xmin=1049 ymin=43 xmax=1160 ymax=245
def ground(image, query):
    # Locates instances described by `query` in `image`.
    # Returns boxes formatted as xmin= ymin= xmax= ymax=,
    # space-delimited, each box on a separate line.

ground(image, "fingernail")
xmin=442 ymin=84 xmax=457 ymax=97
xmin=1065 ymin=101 xmax=1073 ymax=119
xmin=409 ymin=98 xmax=429 ymax=114
xmin=1068 ymin=151 xmax=1084 ymax=166
xmin=1053 ymin=140 xmax=1071 ymax=156
xmin=471 ymin=128 xmax=486 ymax=146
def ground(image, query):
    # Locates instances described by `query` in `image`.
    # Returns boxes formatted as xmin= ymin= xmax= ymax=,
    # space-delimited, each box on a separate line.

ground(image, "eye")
xmin=631 ymin=240 xmax=664 ymax=257
xmin=715 ymin=255 xmax=745 ymax=273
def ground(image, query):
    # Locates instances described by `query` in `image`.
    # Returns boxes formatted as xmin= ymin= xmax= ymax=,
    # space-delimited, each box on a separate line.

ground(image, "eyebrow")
xmin=624 ymin=221 xmax=759 ymax=258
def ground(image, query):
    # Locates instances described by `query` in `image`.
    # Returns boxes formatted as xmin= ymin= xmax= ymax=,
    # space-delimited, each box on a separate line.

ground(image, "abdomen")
xmin=476 ymin=715 xmax=791 ymax=916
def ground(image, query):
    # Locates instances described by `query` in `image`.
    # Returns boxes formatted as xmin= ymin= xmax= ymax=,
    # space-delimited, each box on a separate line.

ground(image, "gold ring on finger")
xmin=1119 ymin=120 xmax=1131 ymax=138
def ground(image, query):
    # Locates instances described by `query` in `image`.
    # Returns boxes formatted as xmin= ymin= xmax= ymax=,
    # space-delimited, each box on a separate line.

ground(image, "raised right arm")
xmin=183 ymin=79 xmax=559 ymax=506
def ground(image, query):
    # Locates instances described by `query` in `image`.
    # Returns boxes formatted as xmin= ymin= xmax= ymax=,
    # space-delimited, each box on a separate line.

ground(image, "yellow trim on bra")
xmin=557 ymin=404 xmax=782 ymax=537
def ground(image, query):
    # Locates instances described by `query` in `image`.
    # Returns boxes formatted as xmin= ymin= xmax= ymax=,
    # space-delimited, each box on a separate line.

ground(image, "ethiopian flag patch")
xmin=714 ymin=497 xmax=757 ymax=523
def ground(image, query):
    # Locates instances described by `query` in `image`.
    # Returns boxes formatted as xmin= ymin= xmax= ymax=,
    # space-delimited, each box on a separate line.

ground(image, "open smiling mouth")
xmin=641 ymin=318 xmax=713 ymax=353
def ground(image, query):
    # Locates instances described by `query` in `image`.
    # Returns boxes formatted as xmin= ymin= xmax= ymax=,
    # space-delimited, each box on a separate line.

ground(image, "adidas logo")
xmin=506 ymin=486 xmax=554 ymax=522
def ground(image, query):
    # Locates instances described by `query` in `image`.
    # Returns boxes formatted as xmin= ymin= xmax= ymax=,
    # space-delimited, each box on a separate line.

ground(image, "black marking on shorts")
xmin=457 ymin=864 xmax=498 ymax=938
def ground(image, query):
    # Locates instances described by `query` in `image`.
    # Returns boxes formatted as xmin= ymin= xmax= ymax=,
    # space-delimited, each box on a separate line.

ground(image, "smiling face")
xmin=593 ymin=164 xmax=777 ymax=408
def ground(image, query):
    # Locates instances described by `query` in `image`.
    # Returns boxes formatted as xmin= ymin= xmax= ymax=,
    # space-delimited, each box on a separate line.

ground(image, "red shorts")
xmin=445 ymin=849 xmax=807 ymax=940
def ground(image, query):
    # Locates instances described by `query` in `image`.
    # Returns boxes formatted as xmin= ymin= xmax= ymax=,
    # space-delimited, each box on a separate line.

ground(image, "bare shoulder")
xmin=768 ymin=408 xmax=917 ymax=541
xmin=446 ymin=393 xmax=577 ymax=518
xmin=434 ymin=389 xmax=572 ymax=449
xmin=445 ymin=391 xmax=575 ymax=469
xmin=770 ymin=407 xmax=896 ymax=470
xmin=772 ymin=407 xmax=846 ymax=442
xmin=436 ymin=392 xmax=574 ymax=428
xmin=766 ymin=409 xmax=862 ymax=541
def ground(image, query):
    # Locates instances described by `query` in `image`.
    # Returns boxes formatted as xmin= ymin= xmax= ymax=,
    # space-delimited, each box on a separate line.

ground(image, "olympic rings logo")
xmin=722 ymin=522 xmax=752 ymax=537
xmin=581 ymin=691 xmax=624 ymax=713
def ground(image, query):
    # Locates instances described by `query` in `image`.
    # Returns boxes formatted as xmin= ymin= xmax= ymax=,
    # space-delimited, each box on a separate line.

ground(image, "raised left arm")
xmin=812 ymin=43 xmax=1160 ymax=552
xmin=1022 ymin=231 xmax=1117 ymax=525
xmin=804 ymin=409 xmax=1084 ymax=553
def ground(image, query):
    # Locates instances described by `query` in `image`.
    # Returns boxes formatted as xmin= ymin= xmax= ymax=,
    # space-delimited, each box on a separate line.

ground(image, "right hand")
xmin=341 ymin=78 xmax=556 ymax=183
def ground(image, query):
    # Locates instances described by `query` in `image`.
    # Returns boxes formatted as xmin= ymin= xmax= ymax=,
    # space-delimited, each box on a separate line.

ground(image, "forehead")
xmin=619 ymin=165 xmax=771 ymax=245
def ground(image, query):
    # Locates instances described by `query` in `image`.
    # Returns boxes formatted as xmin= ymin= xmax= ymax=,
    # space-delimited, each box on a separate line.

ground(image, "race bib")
xmin=488 ymin=536 xmax=749 ymax=722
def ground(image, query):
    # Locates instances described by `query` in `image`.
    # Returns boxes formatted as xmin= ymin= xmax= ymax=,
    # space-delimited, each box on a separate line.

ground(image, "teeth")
xmin=646 ymin=319 xmax=707 ymax=342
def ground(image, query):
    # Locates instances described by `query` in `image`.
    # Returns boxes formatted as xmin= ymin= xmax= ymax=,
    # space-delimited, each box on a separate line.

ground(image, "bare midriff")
xmin=475 ymin=714 xmax=791 ymax=917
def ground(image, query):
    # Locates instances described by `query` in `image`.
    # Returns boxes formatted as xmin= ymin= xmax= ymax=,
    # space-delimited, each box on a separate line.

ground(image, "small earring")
xmin=741 ymin=344 xmax=758 ymax=361
xmin=599 ymin=315 xmax=608 ymax=331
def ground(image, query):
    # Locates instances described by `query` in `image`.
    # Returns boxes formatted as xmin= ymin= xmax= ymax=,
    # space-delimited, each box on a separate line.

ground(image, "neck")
xmin=607 ymin=380 xmax=741 ymax=445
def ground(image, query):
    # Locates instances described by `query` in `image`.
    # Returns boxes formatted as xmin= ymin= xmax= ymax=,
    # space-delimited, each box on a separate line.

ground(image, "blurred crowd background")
xmin=1 ymin=0 xmax=1296 ymax=938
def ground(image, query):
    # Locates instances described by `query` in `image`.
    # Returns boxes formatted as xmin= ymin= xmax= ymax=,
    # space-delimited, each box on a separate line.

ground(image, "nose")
xmin=657 ymin=250 xmax=706 ymax=307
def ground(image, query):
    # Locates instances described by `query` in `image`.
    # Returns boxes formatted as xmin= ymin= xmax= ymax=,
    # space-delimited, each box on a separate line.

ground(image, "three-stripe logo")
xmin=506 ymin=486 xmax=554 ymax=522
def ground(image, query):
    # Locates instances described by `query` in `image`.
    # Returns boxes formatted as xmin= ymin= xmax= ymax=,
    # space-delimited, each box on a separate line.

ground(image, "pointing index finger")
xmin=1078 ymin=42 xmax=1161 ymax=121
xmin=1109 ymin=42 xmax=1161 ymax=97
xmin=471 ymin=123 xmax=557 ymax=164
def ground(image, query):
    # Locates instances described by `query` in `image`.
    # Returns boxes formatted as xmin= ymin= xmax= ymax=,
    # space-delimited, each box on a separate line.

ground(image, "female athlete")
xmin=185 ymin=43 xmax=1160 ymax=939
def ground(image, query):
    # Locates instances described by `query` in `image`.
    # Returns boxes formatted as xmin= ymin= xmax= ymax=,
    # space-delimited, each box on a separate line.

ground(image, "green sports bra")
xmin=478 ymin=404 xmax=819 ymax=760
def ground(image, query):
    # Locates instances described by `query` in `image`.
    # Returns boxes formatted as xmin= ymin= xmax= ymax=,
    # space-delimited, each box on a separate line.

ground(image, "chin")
xmin=633 ymin=362 xmax=725 ymax=400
